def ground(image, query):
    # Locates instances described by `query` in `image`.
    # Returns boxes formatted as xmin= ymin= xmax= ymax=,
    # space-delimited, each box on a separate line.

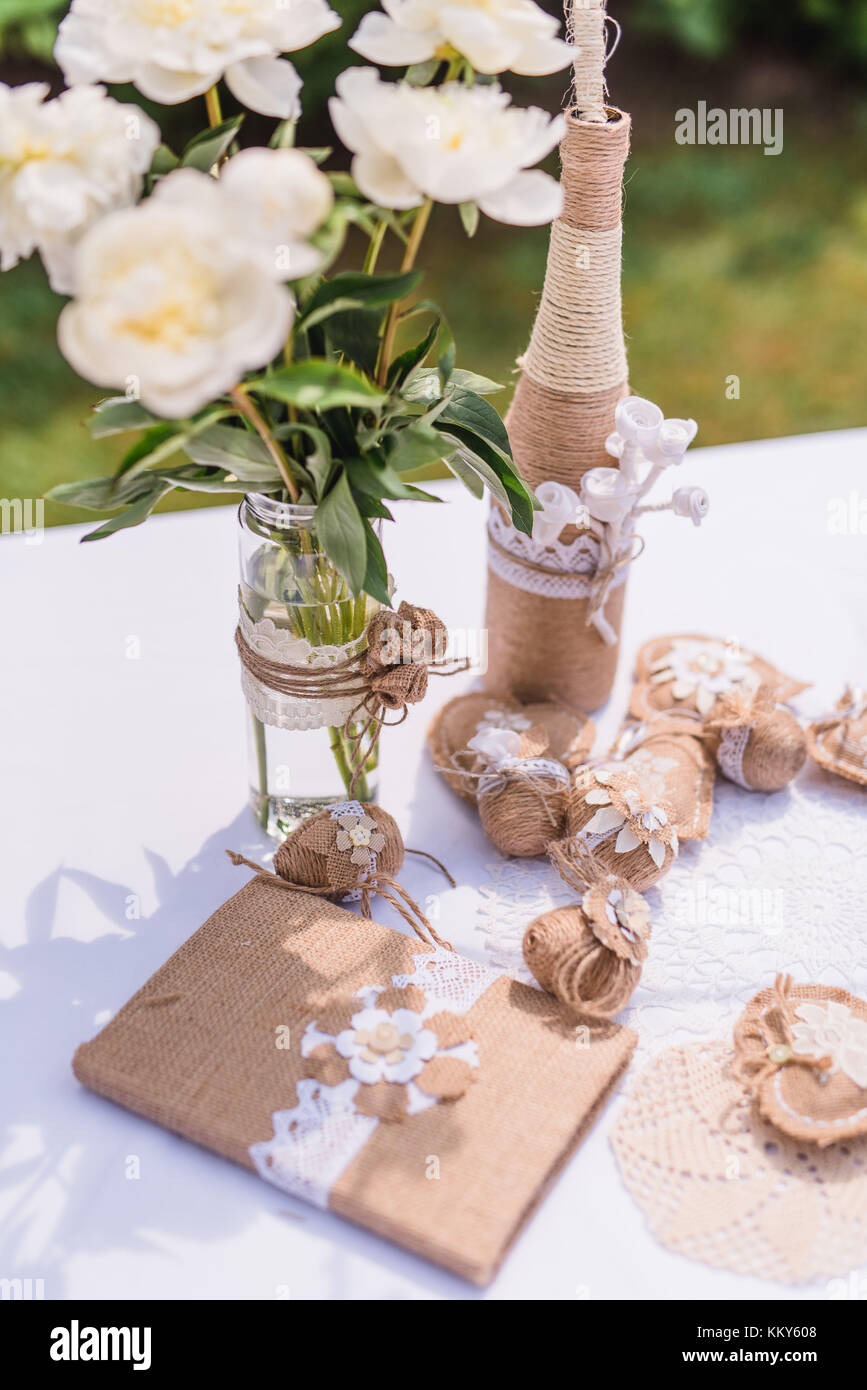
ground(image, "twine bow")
xmin=226 ymin=847 xmax=456 ymax=952
xmin=732 ymin=974 xmax=833 ymax=1095
xmin=236 ymin=600 xmax=468 ymax=794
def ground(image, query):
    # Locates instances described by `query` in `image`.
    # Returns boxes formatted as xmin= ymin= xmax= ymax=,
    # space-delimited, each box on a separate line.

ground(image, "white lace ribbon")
xmin=715 ymin=724 xmax=753 ymax=789
xmin=238 ymin=604 xmax=365 ymax=733
xmin=249 ymin=949 xmax=498 ymax=1207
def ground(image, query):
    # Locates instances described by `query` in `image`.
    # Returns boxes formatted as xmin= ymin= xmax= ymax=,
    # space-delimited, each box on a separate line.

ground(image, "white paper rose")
xmin=0 ymin=82 xmax=159 ymax=295
xmin=532 ymin=480 xmax=583 ymax=545
xmin=329 ymin=68 xmax=564 ymax=225
xmin=350 ymin=0 xmax=574 ymax=77
xmin=55 ymin=0 xmax=341 ymax=118
xmin=57 ymin=169 xmax=294 ymax=418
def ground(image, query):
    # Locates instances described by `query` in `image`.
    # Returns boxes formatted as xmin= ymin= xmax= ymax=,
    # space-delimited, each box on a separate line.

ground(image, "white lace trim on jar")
xmin=239 ymin=605 xmax=366 ymax=732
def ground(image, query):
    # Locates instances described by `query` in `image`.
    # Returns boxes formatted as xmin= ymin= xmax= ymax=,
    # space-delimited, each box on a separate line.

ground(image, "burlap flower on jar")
xmin=630 ymin=632 xmax=808 ymax=727
xmin=360 ymin=601 xmax=448 ymax=710
xmin=733 ymin=977 xmax=867 ymax=1147
xmin=302 ymin=984 xmax=477 ymax=1122
xmin=807 ymin=687 xmax=867 ymax=789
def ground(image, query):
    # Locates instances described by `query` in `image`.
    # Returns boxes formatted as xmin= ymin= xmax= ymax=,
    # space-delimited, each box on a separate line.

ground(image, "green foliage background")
xmin=1 ymin=0 xmax=865 ymax=526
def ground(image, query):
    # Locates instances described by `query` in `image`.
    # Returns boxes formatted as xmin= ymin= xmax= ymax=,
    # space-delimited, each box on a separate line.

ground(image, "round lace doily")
xmin=611 ymin=1040 xmax=867 ymax=1283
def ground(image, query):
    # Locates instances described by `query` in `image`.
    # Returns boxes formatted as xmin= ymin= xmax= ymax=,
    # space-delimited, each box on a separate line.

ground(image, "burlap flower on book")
xmin=427 ymin=690 xmax=594 ymax=802
xmin=566 ymin=728 xmax=714 ymax=890
xmin=630 ymin=633 xmax=808 ymax=726
xmin=733 ymin=977 xmax=867 ymax=1147
xmin=807 ymin=687 xmax=867 ymax=789
xmin=704 ymin=687 xmax=807 ymax=792
xmin=302 ymin=984 xmax=477 ymax=1122
xmin=359 ymin=601 xmax=448 ymax=710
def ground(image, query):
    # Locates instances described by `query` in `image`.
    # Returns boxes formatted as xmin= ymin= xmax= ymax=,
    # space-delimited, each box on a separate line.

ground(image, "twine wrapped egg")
xmin=705 ymin=690 xmax=807 ymax=792
xmin=271 ymin=802 xmax=403 ymax=896
xmin=427 ymin=690 xmax=594 ymax=801
xmin=523 ymin=843 xmax=651 ymax=1017
xmin=566 ymin=728 xmax=714 ymax=891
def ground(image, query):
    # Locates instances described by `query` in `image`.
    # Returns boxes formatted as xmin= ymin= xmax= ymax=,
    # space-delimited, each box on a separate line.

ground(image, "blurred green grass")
xmin=1 ymin=118 xmax=865 ymax=527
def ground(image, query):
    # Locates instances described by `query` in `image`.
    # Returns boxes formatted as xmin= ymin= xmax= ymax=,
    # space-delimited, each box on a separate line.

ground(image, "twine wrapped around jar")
xmin=483 ymin=6 xmax=632 ymax=712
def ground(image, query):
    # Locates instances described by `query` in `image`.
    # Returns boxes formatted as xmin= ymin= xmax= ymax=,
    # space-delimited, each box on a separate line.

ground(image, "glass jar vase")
xmin=237 ymin=493 xmax=381 ymax=839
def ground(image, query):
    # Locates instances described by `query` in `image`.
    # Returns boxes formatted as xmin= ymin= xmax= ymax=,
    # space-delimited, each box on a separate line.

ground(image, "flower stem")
xmin=205 ymin=85 xmax=223 ymax=129
xmin=363 ymin=219 xmax=388 ymax=276
xmin=229 ymin=385 xmax=299 ymax=501
xmin=377 ymin=197 xmax=433 ymax=386
xmin=251 ymin=712 xmax=269 ymax=829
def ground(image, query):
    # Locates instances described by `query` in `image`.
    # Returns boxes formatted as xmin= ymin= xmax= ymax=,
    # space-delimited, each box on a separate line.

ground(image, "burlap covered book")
xmin=73 ymin=877 xmax=636 ymax=1285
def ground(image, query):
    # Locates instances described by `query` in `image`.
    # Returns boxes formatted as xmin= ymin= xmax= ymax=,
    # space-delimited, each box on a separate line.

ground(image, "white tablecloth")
xmin=2 ymin=427 xmax=865 ymax=1301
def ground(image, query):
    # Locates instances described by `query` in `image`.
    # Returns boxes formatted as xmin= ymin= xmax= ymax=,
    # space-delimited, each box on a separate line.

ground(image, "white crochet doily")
xmin=477 ymin=766 xmax=867 ymax=1064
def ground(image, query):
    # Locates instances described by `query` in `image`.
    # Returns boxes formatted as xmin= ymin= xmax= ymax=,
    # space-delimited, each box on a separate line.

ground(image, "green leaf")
xmin=386 ymin=423 xmax=455 ymax=473
xmin=459 ymin=201 xmax=480 ymax=238
xmin=387 ymin=317 xmax=440 ymax=389
xmin=404 ymin=58 xmax=442 ymax=86
xmin=251 ymin=361 xmax=386 ymax=411
xmin=156 ymin=465 xmax=279 ymax=495
xmin=439 ymin=387 xmax=512 ymax=456
xmin=442 ymin=451 xmax=485 ymax=500
xmin=81 ymin=478 xmax=175 ymax=541
xmin=45 ymin=471 xmax=156 ymax=512
xmin=327 ymin=171 xmax=362 ymax=198
xmin=274 ymin=423 xmax=334 ymax=500
xmin=438 ymin=424 xmax=535 ymax=535
xmin=296 ymin=145 xmax=332 ymax=165
xmin=88 ymin=397 xmax=157 ymax=438
xmin=349 ymin=455 xmax=440 ymax=503
xmin=180 ymin=115 xmax=244 ymax=170
xmin=182 ymin=423 xmax=278 ymax=480
xmin=112 ymin=423 xmax=184 ymax=485
xmin=362 ymin=522 xmax=391 ymax=606
xmin=325 ymin=308 xmax=383 ymax=377
xmin=446 ymin=368 xmax=504 ymax=395
xmin=150 ymin=144 xmax=179 ymax=177
xmin=299 ymin=269 xmax=424 ymax=324
xmin=315 ymin=470 xmax=367 ymax=595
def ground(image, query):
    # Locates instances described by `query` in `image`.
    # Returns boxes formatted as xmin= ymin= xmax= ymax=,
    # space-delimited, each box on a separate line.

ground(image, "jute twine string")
xmin=225 ymin=845 xmax=455 ymax=952
xmin=485 ymin=99 xmax=631 ymax=709
xmin=522 ymin=837 xmax=650 ymax=1017
xmin=732 ymin=974 xmax=832 ymax=1096
xmin=236 ymin=602 xmax=467 ymax=794
xmin=567 ymin=0 xmax=620 ymax=124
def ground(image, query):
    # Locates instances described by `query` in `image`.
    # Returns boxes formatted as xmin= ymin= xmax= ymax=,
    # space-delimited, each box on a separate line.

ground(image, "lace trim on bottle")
xmin=487 ymin=507 xmax=629 ymax=601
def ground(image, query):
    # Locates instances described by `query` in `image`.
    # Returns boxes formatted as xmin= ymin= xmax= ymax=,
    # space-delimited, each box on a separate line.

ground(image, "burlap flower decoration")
xmin=332 ymin=809 xmax=386 ymax=869
xmin=580 ymin=879 xmax=651 ymax=966
xmin=272 ymin=801 xmax=403 ymax=898
xmin=630 ymin=632 xmax=808 ymax=727
xmin=303 ymin=984 xmax=477 ymax=1122
xmin=733 ymin=977 xmax=867 ymax=1147
xmin=580 ymin=766 xmax=680 ymax=869
xmin=360 ymin=601 xmax=448 ymax=711
xmin=807 ymin=687 xmax=867 ymax=789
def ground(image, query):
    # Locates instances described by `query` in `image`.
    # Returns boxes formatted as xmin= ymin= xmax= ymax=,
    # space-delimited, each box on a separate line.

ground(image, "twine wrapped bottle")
xmin=484 ymin=0 xmax=630 ymax=711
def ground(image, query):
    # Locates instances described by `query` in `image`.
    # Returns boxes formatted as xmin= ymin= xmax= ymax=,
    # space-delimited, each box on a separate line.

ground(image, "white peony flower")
xmin=55 ymin=0 xmax=341 ymax=118
xmin=350 ymin=0 xmax=574 ymax=77
xmin=0 ymin=82 xmax=159 ymax=295
xmin=57 ymin=168 xmax=294 ymax=418
xmin=206 ymin=146 xmax=332 ymax=280
xmin=329 ymin=68 xmax=564 ymax=225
